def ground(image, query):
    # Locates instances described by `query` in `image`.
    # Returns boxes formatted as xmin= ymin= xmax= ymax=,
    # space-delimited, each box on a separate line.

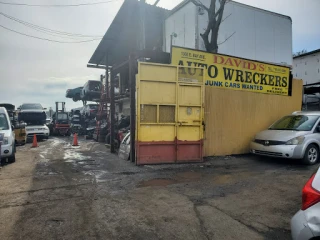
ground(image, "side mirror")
xmin=43 ymin=108 xmax=47 ymax=110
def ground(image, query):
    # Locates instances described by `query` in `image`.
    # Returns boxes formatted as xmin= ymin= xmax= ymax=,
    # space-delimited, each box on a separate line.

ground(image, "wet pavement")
xmin=0 ymin=136 xmax=318 ymax=240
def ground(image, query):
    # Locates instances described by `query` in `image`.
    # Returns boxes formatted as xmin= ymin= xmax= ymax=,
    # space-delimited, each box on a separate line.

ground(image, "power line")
xmin=0 ymin=0 xmax=119 ymax=7
xmin=0 ymin=12 xmax=103 ymax=38
xmin=0 ymin=24 xmax=102 ymax=43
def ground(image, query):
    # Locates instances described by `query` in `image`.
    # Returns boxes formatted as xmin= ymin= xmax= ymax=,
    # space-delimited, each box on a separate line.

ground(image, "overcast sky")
xmin=0 ymin=0 xmax=319 ymax=110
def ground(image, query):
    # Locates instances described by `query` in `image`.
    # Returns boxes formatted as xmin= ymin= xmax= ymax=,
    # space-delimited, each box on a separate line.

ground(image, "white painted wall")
xmin=293 ymin=52 xmax=320 ymax=85
xmin=165 ymin=2 xmax=196 ymax=53
xmin=165 ymin=0 xmax=293 ymax=67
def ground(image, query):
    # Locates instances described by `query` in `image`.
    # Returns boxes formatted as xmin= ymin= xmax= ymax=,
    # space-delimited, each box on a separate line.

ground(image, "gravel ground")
xmin=0 ymin=136 xmax=318 ymax=240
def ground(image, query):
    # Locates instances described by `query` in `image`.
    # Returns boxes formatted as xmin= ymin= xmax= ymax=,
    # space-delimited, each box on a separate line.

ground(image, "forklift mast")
xmin=55 ymin=102 xmax=66 ymax=113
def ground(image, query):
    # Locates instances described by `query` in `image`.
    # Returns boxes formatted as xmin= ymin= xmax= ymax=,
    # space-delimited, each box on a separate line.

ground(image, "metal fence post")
xmin=110 ymin=69 xmax=116 ymax=153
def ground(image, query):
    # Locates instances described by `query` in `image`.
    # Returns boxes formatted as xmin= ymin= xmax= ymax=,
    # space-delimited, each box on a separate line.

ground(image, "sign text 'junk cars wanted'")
xmin=171 ymin=47 xmax=291 ymax=96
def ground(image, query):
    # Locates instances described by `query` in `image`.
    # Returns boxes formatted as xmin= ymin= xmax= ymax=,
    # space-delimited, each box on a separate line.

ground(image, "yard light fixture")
xmin=170 ymin=32 xmax=178 ymax=59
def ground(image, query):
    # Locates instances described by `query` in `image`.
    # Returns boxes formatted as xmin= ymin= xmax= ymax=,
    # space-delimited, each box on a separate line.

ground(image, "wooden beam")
xmin=87 ymin=64 xmax=107 ymax=69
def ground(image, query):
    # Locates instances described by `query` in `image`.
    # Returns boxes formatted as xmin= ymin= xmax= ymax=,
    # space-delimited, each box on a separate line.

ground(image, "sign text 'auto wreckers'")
xmin=171 ymin=47 xmax=290 ymax=96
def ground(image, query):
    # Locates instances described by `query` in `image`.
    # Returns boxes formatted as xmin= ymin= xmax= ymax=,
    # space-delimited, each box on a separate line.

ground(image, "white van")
xmin=0 ymin=107 xmax=16 ymax=163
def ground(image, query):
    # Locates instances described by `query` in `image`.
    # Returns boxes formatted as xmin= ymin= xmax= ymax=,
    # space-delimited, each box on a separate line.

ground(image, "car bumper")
xmin=291 ymin=210 xmax=314 ymax=240
xmin=0 ymin=143 xmax=13 ymax=159
xmin=250 ymin=142 xmax=304 ymax=159
xmin=26 ymin=130 xmax=50 ymax=139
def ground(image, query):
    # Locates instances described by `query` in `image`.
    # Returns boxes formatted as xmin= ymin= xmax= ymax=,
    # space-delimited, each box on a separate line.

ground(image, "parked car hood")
xmin=255 ymin=130 xmax=309 ymax=142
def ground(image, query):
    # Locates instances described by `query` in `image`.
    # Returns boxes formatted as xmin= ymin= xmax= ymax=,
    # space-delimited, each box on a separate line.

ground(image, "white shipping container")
xmin=165 ymin=0 xmax=293 ymax=67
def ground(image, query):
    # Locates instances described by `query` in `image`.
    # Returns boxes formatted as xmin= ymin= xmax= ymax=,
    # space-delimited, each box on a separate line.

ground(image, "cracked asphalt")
xmin=0 ymin=136 xmax=318 ymax=240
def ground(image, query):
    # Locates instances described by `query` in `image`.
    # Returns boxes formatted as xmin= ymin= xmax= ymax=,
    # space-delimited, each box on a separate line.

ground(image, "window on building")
xmin=305 ymin=71 xmax=307 ymax=75
xmin=296 ymin=73 xmax=297 ymax=77
xmin=318 ymin=59 xmax=319 ymax=63
xmin=305 ymin=62 xmax=307 ymax=65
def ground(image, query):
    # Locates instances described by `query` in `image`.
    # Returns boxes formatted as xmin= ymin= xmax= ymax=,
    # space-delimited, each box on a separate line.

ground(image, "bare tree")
xmin=191 ymin=0 xmax=229 ymax=53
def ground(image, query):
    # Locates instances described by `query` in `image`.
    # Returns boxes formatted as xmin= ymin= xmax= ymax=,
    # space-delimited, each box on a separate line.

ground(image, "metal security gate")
xmin=136 ymin=62 xmax=205 ymax=165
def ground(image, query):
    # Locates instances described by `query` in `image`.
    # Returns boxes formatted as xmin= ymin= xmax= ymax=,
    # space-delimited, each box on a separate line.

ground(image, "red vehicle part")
xmin=54 ymin=123 xmax=70 ymax=136
xmin=302 ymin=173 xmax=320 ymax=210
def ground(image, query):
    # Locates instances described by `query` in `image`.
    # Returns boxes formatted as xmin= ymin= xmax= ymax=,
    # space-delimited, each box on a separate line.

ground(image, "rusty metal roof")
xmin=88 ymin=0 xmax=169 ymax=68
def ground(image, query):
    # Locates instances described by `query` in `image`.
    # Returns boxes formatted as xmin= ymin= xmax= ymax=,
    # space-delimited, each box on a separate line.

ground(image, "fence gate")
xmin=136 ymin=62 xmax=205 ymax=165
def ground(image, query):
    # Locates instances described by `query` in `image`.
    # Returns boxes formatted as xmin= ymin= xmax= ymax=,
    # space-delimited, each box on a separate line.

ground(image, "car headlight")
xmin=286 ymin=136 xmax=305 ymax=145
xmin=3 ymin=137 xmax=9 ymax=145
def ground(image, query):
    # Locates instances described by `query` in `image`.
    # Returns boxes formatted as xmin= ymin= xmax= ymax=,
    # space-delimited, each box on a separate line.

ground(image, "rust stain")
xmin=136 ymin=139 xmax=203 ymax=165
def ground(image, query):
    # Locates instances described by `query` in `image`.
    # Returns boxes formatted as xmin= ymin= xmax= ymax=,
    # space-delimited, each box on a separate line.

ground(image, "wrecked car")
xmin=66 ymin=87 xmax=83 ymax=102
xmin=80 ymin=80 xmax=102 ymax=102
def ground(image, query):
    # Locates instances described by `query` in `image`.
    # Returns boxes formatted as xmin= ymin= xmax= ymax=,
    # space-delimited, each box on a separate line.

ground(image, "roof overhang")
xmin=88 ymin=0 xmax=169 ymax=68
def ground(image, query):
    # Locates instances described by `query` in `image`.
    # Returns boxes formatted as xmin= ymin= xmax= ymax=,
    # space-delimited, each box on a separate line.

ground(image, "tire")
xmin=303 ymin=144 xmax=319 ymax=165
xmin=8 ymin=145 xmax=16 ymax=163
xmin=8 ymin=154 xmax=16 ymax=163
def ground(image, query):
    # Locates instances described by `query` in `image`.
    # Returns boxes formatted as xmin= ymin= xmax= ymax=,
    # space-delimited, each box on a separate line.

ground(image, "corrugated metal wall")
xmin=203 ymin=79 xmax=303 ymax=156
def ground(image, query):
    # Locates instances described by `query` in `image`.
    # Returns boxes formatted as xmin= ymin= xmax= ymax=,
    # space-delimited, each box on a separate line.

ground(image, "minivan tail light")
xmin=302 ymin=173 xmax=320 ymax=210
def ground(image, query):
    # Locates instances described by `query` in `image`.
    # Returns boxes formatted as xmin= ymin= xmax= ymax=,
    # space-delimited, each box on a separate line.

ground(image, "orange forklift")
xmin=49 ymin=102 xmax=71 ymax=136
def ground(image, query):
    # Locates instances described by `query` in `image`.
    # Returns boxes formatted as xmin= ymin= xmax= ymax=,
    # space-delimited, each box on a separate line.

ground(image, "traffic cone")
xmin=72 ymin=133 xmax=79 ymax=146
xmin=31 ymin=134 xmax=38 ymax=148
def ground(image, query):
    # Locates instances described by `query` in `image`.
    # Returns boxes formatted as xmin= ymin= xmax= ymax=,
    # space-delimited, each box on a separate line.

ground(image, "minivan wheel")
xmin=303 ymin=144 xmax=319 ymax=165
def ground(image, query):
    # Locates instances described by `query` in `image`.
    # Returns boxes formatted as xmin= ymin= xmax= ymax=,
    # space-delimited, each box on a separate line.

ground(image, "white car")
xmin=25 ymin=125 xmax=50 ymax=141
xmin=0 ymin=107 xmax=16 ymax=163
xmin=18 ymin=103 xmax=49 ymax=141
xmin=118 ymin=132 xmax=130 ymax=161
xmin=291 ymin=167 xmax=320 ymax=239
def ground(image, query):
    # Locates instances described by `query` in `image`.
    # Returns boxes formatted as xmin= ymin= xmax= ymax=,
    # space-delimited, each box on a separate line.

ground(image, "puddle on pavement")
xmin=176 ymin=171 xmax=203 ymax=180
xmin=211 ymin=174 xmax=233 ymax=184
xmin=139 ymin=171 xmax=203 ymax=188
xmin=138 ymin=178 xmax=177 ymax=187
xmin=63 ymin=150 xmax=91 ymax=162
xmin=138 ymin=170 xmax=257 ymax=188
xmin=84 ymin=170 xmax=108 ymax=183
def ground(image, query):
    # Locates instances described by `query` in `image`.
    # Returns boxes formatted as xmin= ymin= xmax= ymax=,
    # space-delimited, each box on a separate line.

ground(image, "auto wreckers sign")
xmin=171 ymin=47 xmax=291 ymax=96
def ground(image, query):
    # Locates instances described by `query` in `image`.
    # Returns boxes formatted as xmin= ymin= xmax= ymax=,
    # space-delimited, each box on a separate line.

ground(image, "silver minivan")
xmin=250 ymin=111 xmax=320 ymax=165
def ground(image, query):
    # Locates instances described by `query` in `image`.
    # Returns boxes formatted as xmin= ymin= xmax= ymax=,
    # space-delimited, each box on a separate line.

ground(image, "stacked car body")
xmin=66 ymin=80 xmax=102 ymax=103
